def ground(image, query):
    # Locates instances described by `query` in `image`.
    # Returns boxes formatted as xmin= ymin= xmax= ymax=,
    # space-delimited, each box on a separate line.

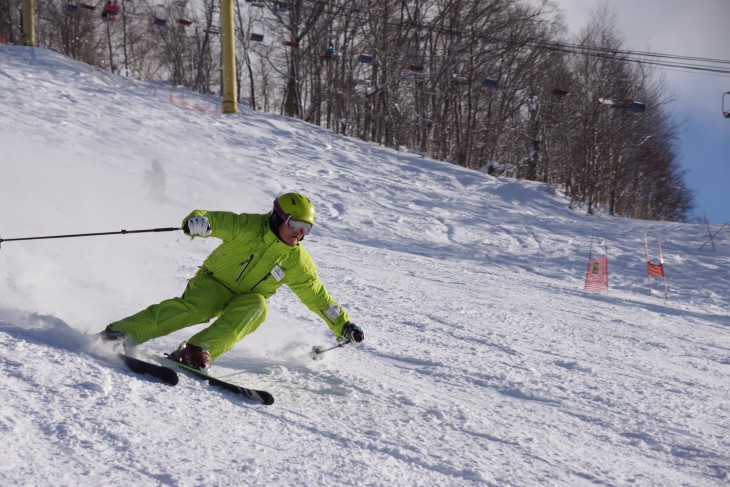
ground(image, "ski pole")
xmin=310 ymin=339 xmax=351 ymax=360
xmin=0 ymin=227 xmax=183 ymax=249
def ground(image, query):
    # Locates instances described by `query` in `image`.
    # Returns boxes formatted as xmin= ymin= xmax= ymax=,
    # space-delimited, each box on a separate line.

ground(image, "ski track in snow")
xmin=1 ymin=46 xmax=729 ymax=486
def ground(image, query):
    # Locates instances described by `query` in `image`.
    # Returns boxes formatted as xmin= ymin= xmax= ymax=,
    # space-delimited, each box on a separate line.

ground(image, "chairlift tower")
xmin=220 ymin=0 xmax=237 ymax=114
xmin=21 ymin=0 xmax=35 ymax=46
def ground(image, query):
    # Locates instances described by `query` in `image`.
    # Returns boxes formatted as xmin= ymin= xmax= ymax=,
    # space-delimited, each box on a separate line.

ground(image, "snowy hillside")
xmin=1 ymin=46 xmax=728 ymax=486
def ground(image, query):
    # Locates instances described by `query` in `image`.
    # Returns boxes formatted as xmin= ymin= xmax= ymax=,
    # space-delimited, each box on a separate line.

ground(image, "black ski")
xmin=164 ymin=358 xmax=274 ymax=406
xmin=120 ymin=353 xmax=179 ymax=385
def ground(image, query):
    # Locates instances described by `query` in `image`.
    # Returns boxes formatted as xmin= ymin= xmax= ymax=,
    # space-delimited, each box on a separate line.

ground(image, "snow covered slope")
xmin=0 ymin=46 xmax=728 ymax=486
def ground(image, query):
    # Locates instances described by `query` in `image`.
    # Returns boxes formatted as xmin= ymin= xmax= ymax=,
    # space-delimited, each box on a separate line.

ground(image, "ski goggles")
xmin=274 ymin=199 xmax=313 ymax=236
xmin=284 ymin=216 xmax=313 ymax=236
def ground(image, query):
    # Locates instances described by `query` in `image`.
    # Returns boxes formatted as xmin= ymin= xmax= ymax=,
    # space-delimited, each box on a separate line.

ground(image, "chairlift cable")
xmin=293 ymin=0 xmax=730 ymax=78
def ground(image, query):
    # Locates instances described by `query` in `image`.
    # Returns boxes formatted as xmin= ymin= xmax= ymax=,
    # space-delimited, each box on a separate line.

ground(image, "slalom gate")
xmin=584 ymin=236 xmax=609 ymax=293
xmin=644 ymin=233 xmax=668 ymax=299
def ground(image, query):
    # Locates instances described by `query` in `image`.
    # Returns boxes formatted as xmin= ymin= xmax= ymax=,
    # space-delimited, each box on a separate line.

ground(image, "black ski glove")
xmin=342 ymin=323 xmax=364 ymax=343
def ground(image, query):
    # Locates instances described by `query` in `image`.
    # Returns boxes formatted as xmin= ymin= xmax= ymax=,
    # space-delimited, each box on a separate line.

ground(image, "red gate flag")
xmin=585 ymin=255 xmax=608 ymax=292
xmin=644 ymin=233 xmax=668 ymax=299
xmin=647 ymin=262 xmax=665 ymax=277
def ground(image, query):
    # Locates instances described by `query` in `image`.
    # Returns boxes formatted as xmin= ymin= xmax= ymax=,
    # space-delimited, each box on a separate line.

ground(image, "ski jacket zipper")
xmin=251 ymin=274 xmax=270 ymax=290
xmin=234 ymin=255 xmax=254 ymax=282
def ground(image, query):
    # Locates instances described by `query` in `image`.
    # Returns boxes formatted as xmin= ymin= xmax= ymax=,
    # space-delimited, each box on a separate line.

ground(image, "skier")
xmin=100 ymin=192 xmax=364 ymax=371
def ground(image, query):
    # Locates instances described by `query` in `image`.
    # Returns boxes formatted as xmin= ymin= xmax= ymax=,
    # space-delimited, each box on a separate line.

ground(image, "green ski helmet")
xmin=273 ymin=192 xmax=316 ymax=225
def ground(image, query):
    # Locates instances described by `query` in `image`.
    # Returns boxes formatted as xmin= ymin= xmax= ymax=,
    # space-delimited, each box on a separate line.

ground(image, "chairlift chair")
xmin=153 ymin=4 xmax=167 ymax=26
xmin=452 ymin=73 xmax=470 ymax=84
xmin=323 ymin=41 xmax=337 ymax=59
xmin=549 ymin=86 xmax=569 ymax=97
xmin=628 ymin=101 xmax=646 ymax=113
xmin=481 ymin=78 xmax=498 ymax=89
xmin=599 ymin=98 xmax=628 ymax=108
xmin=358 ymin=54 xmax=373 ymax=64
xmin=101 ymin=0 xmax=122 ymax=21
xmin=599 ymin=98 xmax=645 ymax=113
xmin=123 ymin=1 xmax=140 ymax=19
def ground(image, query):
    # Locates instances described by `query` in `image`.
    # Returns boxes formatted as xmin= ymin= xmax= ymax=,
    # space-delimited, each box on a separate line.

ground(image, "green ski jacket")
xmin=183 ymin=210 xmax=351 ymax=336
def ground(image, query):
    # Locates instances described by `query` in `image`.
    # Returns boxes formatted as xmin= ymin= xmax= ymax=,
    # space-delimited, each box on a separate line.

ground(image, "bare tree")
xmin=0 ymin=0 xmax=20 ymax=44
xmin=38 ymin=0 xmax=104 ymax=63
xmin=19 ymin=0 xmax=693 ymax=221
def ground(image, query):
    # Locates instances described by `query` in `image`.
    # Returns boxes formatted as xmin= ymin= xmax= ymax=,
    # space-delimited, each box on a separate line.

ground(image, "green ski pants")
xmin=109 ymin=269 xmax=267 ymax=360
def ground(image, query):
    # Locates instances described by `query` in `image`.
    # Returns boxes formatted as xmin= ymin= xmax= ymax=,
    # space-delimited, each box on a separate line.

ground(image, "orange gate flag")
xmin=647 ymin=262 xmax=665 ymax=277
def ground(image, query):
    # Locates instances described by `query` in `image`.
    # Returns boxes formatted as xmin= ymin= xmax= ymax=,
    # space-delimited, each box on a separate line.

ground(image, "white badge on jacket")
xmin=271 ymin=265 xmax=285 ymax=282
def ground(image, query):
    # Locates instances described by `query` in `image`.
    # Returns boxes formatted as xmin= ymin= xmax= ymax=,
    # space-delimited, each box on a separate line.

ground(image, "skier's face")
xmin=278 ymin=221 xmax=303 ymax=246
